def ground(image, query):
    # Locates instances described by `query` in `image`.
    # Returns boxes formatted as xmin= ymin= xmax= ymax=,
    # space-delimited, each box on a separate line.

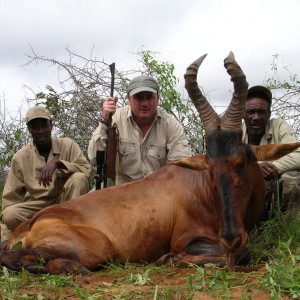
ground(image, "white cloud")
xmin=1 ymin=0 xmax=299 ymax=111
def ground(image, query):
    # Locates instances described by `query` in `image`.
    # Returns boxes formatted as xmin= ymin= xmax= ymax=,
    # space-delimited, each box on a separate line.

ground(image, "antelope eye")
xmin=235 ymin=166 xmax=241 ymax=174
xmin=233 ymin=160 xmax=245 ymax=174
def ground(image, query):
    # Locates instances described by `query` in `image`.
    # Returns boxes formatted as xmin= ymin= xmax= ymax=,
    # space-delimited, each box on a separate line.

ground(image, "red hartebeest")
xmin=1 ymin=52 xmax=300 ymax=275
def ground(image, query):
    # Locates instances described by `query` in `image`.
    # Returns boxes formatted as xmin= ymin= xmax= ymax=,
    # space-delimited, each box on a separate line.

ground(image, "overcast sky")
xmin=1 ymin=0 xmax=299 ymax=113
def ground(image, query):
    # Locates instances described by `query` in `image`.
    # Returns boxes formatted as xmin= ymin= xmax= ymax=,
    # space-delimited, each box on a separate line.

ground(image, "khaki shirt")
xmin=88 ymin=106 xmax=191 ymax=184
xmin=242 ymin=118 xmax=300 ymax=174
xmin=2 ymin=137 xmax=92 ymax=209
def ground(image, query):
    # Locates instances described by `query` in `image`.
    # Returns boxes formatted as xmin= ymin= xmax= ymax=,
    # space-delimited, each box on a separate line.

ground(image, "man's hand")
xmin=259 ymin=162 xmax=279 ymax=180
xmin=102 ymin=96 xmax=118 ymax=122
xmin=39 ymin=159 xmax=65 ymax=187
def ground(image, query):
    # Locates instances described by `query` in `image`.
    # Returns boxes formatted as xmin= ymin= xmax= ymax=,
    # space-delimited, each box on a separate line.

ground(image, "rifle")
xmin=104 ymin=63 xmax=116 ymax=187
xmin=95 ymin=151 xmax=104 ymax=190
xmin=95 ymin=63 xmax=116 ymax=189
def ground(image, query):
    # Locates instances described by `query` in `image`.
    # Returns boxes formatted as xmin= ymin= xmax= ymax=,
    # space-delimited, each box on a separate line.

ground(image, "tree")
xmin=266 ymin=54 xmax=300 ymax=139
xmin=25 ymin=47 xmax=205 ymax=155
xmin=25 ymin=46 xmax=130 ymax=157
xmin=0 ymin=47 xmax=206 ymax=196
xmin=0 ymin=100 xmax=30 ymax=203
xmin=136 ymin=50 xmax=205 ymax=154
xmin=1 ymin=49 xmax=299 ymax=198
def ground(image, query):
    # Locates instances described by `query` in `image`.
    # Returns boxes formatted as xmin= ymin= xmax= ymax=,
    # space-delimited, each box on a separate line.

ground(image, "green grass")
xmin=1 ymin=258 xmax=299 ymax=299
xmin=248 ymin=206 xmax=300 ymax=263
xmin=0 ymin=260 xmax=299 ymax=299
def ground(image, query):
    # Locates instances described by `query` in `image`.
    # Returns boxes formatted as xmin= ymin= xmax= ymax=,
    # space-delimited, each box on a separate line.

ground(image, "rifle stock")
xmin=106 ymin=125 xmax=117 ymax=181
xmin=95 ymin=150 xmax=105 ymax=190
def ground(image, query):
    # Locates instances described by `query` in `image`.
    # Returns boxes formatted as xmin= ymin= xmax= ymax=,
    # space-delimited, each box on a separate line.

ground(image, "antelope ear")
xmin=251 ymin=142 xmax=300 ymax=161
xmin=172 ymin=154 xmax=209 ymax=170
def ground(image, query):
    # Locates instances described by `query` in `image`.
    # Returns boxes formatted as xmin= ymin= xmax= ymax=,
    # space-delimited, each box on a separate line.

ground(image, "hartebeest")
xmin=1 ymin=52 xmax=299 ymax=274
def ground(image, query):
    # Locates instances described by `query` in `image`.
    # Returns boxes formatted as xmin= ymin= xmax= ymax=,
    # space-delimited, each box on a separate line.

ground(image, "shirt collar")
xmin=51 ymin=137 xmax=60 ymax=154
xmin=242 ymin=120 xmax=272 ymax=144
xmin=265 ymin=120 xmax=272 ymax=139
xmin=31 ymin=137 xmax=60 ymax=155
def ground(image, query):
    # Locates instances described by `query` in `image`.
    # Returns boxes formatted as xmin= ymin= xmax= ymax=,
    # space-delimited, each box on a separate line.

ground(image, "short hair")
xmin=247 ymin=85 xmax=272 ymax=109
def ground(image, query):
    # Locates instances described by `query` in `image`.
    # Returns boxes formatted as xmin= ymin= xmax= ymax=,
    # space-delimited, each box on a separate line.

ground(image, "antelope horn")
xmin=221 ymin=51 xmax=249 ymax=131
xmin=184 ymin=54 xmax=221 ymax=135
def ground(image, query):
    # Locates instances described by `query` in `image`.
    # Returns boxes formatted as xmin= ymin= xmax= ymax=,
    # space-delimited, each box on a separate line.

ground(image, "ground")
xmin=2 ymin=262 xmax=295 ymax=299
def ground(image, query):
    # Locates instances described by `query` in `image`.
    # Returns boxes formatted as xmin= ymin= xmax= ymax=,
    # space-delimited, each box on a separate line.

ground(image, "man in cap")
xmin=0 ymin=106 xmax=92 ymax=243
xmin=242 ymin=85 xmax=300 ymax=218
xmin=88 ymin=74 xmax=191 ymax=185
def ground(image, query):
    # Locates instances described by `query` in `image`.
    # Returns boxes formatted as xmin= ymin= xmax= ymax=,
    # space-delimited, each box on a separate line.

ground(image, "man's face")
xmin=244 ymin=98 xmax=271 ymax=138
xmin=128 ymin=91 xmax=159 ymax=121
xmin=28 ymin=118 xmax=52 ymax=147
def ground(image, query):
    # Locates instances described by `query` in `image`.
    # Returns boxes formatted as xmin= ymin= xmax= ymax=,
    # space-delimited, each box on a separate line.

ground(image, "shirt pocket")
xmin=118 ymin=142 xmax=136 ymax=171
xmin=148 ymin=146 xmax=167 ymax=159
xmin=119 ymin=144 xmax=136 ymax=156
xmin=147 ymin=145 xmax=167 ymax=169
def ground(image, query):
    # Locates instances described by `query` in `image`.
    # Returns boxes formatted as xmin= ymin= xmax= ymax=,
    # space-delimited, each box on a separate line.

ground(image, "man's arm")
xmin=271 ymin=120 xmax=300 ymax=174
xmin=88 ymin=122 xmax=109 ymax=166
xmin=1 ymin=158 xmax=26 ymax=210
xmin=38 ymin=159 xmax=67 ymax=187
xmin=166 ymin=118 xmax=192 ymax=162
xmin=56 ymin=138 xmax=93 ymax=183
xmin=88 ymin=97 xmax=118 ymax=166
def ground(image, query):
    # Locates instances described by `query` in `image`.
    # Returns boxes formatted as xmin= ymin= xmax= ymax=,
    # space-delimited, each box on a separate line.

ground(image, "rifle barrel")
xmin=109 ymin=63 xmax=115 ymax=98
xmin=104 ymin=62 xmax=116 ymax=188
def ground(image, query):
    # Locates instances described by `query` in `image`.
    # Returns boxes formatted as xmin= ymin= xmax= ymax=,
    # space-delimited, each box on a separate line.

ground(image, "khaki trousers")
xmin=1 ymin=172 xmax=90 ymax=241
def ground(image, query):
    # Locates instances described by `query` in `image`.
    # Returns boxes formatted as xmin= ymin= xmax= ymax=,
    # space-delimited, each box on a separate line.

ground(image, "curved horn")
xmin=184 ymin=54 xmax=221 ymax=135
xmin=220 ymin=51 xmax=249 ymax=131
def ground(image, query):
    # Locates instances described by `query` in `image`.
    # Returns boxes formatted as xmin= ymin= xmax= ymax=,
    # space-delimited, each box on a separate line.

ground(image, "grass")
xmin=248 ymin=205 xmax=300 ymax=262
xmin=0 ymin=208 xmax=300 ymax=299
xmin=0 ymin=256 xmax=299 ymax=299
xmin=2 ymin=259 xmax=299 ymax=299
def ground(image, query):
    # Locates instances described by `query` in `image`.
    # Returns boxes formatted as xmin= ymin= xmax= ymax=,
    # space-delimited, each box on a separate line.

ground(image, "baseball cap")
xmin=247 ymin=85 xmax=272 ymax=105
xmin=26 ymin=106 xmax=52 ymax=124
xmin=127 ymin=75 xmax=159 ymax=96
